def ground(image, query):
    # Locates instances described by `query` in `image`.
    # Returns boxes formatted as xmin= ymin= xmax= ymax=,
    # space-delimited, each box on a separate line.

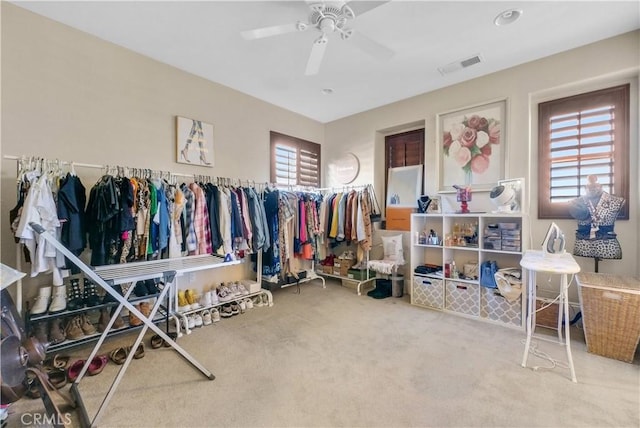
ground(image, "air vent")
xmin=438 ymin=54 xmax=483 ymax=76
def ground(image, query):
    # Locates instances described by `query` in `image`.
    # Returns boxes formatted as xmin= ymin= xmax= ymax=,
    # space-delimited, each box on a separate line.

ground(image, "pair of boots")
xmin=31 ymin=286 xmax=66 ymax=315
xmin=67 ymin=278 xmax=101 ymax=311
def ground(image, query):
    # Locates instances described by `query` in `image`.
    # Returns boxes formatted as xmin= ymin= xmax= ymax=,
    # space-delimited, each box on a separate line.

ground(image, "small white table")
xmin=520 ymin=250 xmax=581 ymax=382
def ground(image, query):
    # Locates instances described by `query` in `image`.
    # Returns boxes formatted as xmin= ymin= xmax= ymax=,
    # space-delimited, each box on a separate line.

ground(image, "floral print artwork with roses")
xmin=441 ymin=102 xmax=504 ymax=189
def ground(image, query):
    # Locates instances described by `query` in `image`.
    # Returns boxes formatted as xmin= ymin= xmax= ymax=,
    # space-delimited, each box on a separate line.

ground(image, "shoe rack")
xmin=315 ymin=245 xmax=372 ymax=293
xmin=25 ymin=279 xmax=167 ymax=354
xmin=410 ymin=213 xmax=527 ymax=329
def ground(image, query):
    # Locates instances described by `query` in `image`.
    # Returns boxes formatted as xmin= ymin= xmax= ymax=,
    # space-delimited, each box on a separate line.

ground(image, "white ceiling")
xmin=11 ymin=1 xmax=640 ymax=123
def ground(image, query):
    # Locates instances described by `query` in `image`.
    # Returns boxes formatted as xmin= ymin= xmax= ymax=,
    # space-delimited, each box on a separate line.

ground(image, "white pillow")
xmin=381 ymin=234 xmax=404 ymax=265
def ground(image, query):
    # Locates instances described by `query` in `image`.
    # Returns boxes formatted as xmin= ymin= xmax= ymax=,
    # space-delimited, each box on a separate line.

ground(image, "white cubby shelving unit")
xmin=410 ymin=213 xmax=528 ymax=329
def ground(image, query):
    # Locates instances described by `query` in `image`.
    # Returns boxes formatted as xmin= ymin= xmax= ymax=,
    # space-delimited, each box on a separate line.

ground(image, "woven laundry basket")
xmin=576 ymin=273 xmax=640 ymax=363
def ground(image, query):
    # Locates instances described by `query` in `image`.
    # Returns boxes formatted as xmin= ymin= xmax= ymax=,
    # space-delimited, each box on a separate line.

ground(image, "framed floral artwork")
xmin=437 ymin=99 xmax=506 ymax=192
xmin=176 ymin=116 xmax=214 ymax=167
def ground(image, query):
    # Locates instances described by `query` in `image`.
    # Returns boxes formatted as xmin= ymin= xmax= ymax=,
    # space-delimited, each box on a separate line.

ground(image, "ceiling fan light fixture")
xmin=494 ymin=9 xmax=523 ymax=26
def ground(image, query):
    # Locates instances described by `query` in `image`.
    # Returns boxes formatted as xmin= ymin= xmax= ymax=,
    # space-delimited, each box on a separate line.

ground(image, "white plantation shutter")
xmin=538 ymin=84 xmax=629 ymax=219
xmin=270 ymin=132 xmax=321 ymax=187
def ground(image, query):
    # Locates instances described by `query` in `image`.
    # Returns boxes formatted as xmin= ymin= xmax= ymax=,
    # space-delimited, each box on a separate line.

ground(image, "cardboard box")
xmin=385 ymin=207 xmax=414 ymax=231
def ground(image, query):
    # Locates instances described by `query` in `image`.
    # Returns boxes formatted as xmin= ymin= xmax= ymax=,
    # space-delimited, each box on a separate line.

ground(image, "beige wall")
xmin=0 ymin=4 xmax=323 ymax=289
xmin=324 ymin=30 xmax=640 ymax=292
xmin=1 ymin=3 xmax=638 ymax=307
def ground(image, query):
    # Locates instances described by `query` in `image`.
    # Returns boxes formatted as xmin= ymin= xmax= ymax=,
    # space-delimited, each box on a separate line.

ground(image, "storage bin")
xmin=412 ymin=275 xmax=444 ymax=309
xmin=577 ymin=273 xmax=640 ymax=363
xmin=445 ymin=281 xmax=479 ymax=316
xmin=347 ymin=269 xmax=375 ymax=281
xmin=322 ymin=265 xmax=333 ymax=274
xmin=481 ymin=287 xmax=521 ymax=326
xmin=338 ymin=258 xmax=355 ymax=276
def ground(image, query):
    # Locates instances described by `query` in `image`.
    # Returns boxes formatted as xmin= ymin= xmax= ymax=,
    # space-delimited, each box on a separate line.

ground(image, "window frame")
xmin=537 ymin=84 xmax=630 ymax=220
xmin=270 ymin=131 xmax=321 ymax=187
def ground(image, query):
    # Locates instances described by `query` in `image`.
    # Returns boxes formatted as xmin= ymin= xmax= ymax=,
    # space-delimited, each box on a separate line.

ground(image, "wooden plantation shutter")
xmin=385 ymin=129 xmax=425 ymax=195
xmin=538 ymin=84 xmax=629 ymax=219
xmin=270 ymin=131 xmax=321 ymax=187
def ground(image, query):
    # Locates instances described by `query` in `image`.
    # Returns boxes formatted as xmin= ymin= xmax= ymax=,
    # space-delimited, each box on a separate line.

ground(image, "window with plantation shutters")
xmin=538 ymin=84 xmax=629 ymax=219
xmin=270 ymin=131 xmax=321 ymax=187
xmin=385 ymin=129 xmax=425 ymax=194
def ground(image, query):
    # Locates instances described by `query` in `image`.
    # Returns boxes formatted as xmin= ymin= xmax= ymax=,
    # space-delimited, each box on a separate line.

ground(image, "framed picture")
xmin=427 ymin=196 xmax=441 ymax=213
xmin=176 ymin=116 xmax=214 ymax=167
xmin=437 ymin=99 xmax=507 ymax=192
xmin=496 ymin=177 xmax=525 ymax=213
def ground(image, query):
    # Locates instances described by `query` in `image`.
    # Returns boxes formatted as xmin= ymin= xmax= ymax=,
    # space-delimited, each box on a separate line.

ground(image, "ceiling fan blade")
xmin=348 ymin=30 xmax=395 ymax=61
xmin=305 ymin=35 xmax=329 ymax=76
xmin=344 ymin=1 xmax=390 ymax=17
xmin=241 ymin=22 xmax=302 ymax=40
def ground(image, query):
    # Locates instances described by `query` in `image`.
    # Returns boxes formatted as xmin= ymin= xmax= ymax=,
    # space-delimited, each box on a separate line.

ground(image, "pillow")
xmin=381 ymin=234 xmax=404 ymax=265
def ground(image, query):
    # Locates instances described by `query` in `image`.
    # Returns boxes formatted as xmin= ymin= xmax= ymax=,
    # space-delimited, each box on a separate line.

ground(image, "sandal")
xmin=150 ymin=334 xmax=163 ymax=349
xmin=47 ymin=368 xmax=68 ymax=389
xmin=67 ymin=359 xmax=86 ymax=383
xmin=43 ymin=354 xmax=70 ymax=371
xmin=133 ymin=343 xmax=145 ymax=359
xmin=163 ymin=332 xmax=178 ymax=348
xmin=109 ymin=347 xmax=128 ymax=365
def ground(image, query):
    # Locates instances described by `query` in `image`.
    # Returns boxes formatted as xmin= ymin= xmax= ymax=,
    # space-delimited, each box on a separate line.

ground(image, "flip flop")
xmin=43 ymin=354 xmax=70 ymax=371
xmin=109 ymin=347 xmax=127 ymax=365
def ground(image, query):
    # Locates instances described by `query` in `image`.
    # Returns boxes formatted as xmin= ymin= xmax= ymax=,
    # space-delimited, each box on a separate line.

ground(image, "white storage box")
xmin=445 ymin=281 xmax=480 ymax=316
xmin=240 ymin=279 xmax=261 ymax=294
xmin=412 ymin=275 xmax=444 ymax=309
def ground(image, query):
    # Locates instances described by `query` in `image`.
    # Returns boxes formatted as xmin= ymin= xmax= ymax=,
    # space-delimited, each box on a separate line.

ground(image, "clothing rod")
xmin=4 ymin=154 xmax=241 ymax=181
xmin=314 ymin=184 xmax=369 ymax=192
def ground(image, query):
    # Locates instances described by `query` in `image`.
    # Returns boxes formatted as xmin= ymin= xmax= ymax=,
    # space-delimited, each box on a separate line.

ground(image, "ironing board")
xmin=29 ymin=223 xmax=214 ymax=427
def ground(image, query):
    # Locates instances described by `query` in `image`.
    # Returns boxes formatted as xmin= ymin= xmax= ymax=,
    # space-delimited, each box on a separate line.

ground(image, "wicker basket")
xmin=577 ymin=273 xmax=640 ymax=363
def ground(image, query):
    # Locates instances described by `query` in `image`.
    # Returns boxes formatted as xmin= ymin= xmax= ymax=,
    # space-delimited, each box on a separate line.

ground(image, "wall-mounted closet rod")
xmin=314 ymin=184 xmax=369 ymax=192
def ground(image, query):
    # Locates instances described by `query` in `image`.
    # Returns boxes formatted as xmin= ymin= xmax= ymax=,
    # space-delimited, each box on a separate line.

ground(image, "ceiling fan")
xmin=241 ymin=1 xmax=394 ymax=76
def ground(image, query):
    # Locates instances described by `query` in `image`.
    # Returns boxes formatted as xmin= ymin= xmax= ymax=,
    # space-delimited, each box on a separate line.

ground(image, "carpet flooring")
xmin=6 ymin=278 xmax=640 ymax=427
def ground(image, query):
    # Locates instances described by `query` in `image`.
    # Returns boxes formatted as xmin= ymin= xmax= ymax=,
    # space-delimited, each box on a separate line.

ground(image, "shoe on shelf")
xmin=79 ymin=313 xmax=97 ymax=335
xmin=193 ymin=313 xmax=203 ymax=328
xmin=129 ymin=305 xmax=143 ymax=327
xmin=66 ymin=279 xmax=84 ymax=311
xmin=32 ymin=321 xmax=49 ymax=345
xmin=133 ymin=280 xmax=149 ymax=297
xmin=177 ymin=290 xmax=191 ymax=312
xmin=48 ymin=319 xmax=66 ymax=345
xmin=210 ymin=308 xmax=221 ymax=323
xmin=64 ymin=316 xmax=84 ymax=341
xmin=31 ymin=286 xmax=52 ymax=315
xmin=230 ymin=302 xmax=240 ymax=315
xmin=139 ymin=301 xmax=152 ymax=319
xmin=112 ymin=309 xmax=126 ymax=329
xmin=187 ymin=316 xmax=196 ymax=330
xmin=220 ymin=305 xmax=233 ymax=318
xmin=209 ymin=287 xmax=220 ymax=305
xmin=83 ymin=279 xmax=101 ymax=307
xmin=236 ymin=283 xmax=250 ymax=296
xmin=199 ymin=290 xmax=213 ymax=308
xmin=144 ymin=279 xmax=160 ymax=295
xmin=202 ymin=310 xmax=212 ymax=326
xmin=217 ymin=285 xmax=232 ymax=303
xmin=48 ymin=285 xmax=67 ymax=314
xmin=185 ymin=289 xmax=200 ymax=310
xmin=244 ymin=298 xmax=254 ymax=310
xmin=238 ymin=300 xmax=246 ymax=314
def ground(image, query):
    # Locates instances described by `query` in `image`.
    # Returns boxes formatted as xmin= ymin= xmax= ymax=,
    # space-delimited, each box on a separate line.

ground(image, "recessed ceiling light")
xmin=494 ymin=9 xmax=523 ymax=26
xmin=321 ymin=88 xmax=334 ymax=95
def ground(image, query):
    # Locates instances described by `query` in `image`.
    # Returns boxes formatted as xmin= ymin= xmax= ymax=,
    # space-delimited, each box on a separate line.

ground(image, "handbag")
xmin=480 ymin=260 xmax=499 ymax=288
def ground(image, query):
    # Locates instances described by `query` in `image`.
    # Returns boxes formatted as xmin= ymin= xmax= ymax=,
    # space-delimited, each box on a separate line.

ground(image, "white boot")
xmin=48 ymin=285 xmax=67 ymax=314
xmin=31 ymin=286 xmax=52 ymax=315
